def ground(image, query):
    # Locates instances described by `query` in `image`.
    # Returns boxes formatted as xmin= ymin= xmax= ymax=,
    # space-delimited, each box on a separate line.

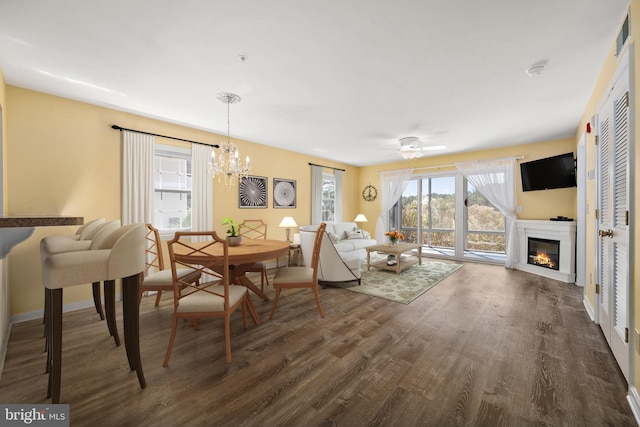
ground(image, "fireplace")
xmin=515 ymin=220 xmax=576 ymax=283
xmin=527 ymin=237 xmax=560 ymax=270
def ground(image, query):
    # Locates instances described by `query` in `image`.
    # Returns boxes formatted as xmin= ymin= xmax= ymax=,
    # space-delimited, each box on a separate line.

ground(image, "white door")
xmin=596 ymin=50 xmax=631 ymax=381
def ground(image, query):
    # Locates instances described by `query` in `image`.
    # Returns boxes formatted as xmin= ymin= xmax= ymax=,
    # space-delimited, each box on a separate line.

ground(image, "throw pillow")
xmin=356 ymin=228 xmax=371 ymax=239
xmin=346 ymin=230 xmax=364 ymax=240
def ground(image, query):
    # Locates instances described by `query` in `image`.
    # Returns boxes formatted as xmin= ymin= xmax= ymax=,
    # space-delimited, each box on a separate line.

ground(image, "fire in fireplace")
xmin=527 ymin=237 xmax=560 ymax=271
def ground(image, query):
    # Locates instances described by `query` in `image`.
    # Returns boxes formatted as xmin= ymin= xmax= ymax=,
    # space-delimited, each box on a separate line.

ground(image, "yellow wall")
xmin=5 ymin=86 xmax=358 ymax=315
xmin=357 ymin=138 xmax=578 ymax=229
xmin=0 ymin=67 xmax=5 ymax=214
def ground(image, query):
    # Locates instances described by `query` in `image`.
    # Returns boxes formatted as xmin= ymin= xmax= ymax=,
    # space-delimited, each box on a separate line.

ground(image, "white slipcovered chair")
xmin=299 ymin=224 xmax=363 ymax=286
xmin=40 ymin=220 xmax=122 ymax=348
xmin=41 ymin=217 xmax=109 ymax=319
xmin=41 ymin=223 xmax=146 ymax=403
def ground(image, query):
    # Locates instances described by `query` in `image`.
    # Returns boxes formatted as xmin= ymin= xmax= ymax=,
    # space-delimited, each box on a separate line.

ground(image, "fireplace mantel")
xmin=515 ymin=220 xmax=576 ymax=283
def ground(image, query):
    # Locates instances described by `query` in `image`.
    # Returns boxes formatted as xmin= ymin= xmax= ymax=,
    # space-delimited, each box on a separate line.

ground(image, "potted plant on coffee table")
xmin=222 ymin=217 xmax=243 ymax=246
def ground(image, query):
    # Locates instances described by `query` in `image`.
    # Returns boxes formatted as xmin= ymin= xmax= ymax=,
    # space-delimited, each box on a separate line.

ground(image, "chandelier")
xmin=209 ymin=92 xmax=250 ymax=187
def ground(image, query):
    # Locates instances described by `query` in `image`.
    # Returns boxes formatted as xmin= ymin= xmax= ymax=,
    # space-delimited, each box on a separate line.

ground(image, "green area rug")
xmin=336 ymin=257 xmax=463 ymax=304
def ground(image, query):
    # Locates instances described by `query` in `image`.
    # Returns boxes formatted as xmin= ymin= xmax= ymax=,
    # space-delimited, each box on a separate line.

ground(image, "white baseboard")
xmin=583 ymin=295 xmax=595 ymax=322
xmin=627 ymin=386 xmax=640 ymax=426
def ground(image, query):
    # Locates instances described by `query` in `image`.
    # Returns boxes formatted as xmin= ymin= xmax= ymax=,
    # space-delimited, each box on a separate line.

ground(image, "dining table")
xmin=174 ymin=238 xmax=291 ymax=323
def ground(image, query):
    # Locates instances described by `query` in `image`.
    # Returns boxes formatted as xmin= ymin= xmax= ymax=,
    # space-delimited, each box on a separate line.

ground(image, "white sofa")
xmin=299 ymin=222 xmax=376 ymax=286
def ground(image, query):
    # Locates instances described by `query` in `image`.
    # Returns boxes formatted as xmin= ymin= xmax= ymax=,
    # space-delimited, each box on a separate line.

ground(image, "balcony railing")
xmin=399 ymin=227 xmax=505 ymax=253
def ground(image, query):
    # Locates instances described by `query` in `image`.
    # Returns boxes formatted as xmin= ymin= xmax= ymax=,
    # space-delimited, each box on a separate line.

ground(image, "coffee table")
xmin=366 ymin=242 xmax=422 ymax=275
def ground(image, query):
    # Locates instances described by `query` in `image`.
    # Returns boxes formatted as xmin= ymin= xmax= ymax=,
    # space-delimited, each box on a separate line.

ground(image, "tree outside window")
xmin=321 ymin=174 xmax=335 ymax=222
xmin=154 ymin=146 xmax=192 ymax=232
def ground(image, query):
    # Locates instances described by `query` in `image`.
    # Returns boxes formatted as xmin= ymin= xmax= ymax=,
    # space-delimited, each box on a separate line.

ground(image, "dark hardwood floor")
xmin=0 ymin=262 xmax=636 ymax=426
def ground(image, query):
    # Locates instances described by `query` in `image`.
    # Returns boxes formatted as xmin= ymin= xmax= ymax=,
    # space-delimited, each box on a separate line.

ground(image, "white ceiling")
xmin=0 ymin=1 xmax=629 ymax=166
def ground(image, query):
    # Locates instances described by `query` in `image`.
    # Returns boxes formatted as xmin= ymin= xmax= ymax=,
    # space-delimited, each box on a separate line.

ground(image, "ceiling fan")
xmin=397 ymin=136 xmax=446 ymax=159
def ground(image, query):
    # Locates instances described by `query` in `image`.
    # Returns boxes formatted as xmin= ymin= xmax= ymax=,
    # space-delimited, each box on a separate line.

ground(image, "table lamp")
xmin=354 ymin=213 xmax=368 ymax=228
xmin=279 ymin=216 xmax=298 ymax=242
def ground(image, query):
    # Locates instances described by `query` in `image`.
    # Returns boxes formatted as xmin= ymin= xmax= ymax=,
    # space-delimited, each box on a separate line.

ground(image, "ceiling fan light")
xmin=400 ymin=150 xmax=421 ymax=159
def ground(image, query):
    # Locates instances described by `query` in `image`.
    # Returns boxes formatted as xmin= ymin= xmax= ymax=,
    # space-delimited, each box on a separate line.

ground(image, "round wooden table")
xmin=174 ymin=238 xmax=290 ymax=324
xmin=223 ymin=238 xmax=290 ymax=300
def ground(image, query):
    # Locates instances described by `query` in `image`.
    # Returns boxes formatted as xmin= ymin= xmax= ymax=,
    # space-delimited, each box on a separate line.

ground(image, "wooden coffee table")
xmin=366 ymin=242 xmax=422 ymax=275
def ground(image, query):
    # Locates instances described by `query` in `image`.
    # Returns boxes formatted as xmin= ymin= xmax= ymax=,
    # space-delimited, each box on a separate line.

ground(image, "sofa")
xmin=299 ymin=222 xmax=377 ymax=286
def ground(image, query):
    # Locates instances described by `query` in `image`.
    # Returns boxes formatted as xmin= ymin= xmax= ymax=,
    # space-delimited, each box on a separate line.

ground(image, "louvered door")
xmin=596 ymin=51 xmax=631 ymax=382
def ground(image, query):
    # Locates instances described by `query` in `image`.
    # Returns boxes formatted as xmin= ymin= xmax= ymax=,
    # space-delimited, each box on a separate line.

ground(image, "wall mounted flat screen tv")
xmin=520 ymin=152 xmax=577 ymax=192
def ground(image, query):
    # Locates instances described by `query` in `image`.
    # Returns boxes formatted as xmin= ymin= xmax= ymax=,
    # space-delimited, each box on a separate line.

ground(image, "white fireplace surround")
xmin=515 ymin=220 xmax=576 ymax=283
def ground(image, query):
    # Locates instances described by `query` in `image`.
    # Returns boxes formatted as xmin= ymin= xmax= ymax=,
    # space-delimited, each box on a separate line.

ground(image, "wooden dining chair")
xmin=270 ymin=222 xmax=327 ymax=320
xmin=163 ymin=231 xmax=256 ymax=366
xmin=139 ymin=224 xmax=201 ymax=306
xmin=239 ymin=219 xmax=270 ymax=290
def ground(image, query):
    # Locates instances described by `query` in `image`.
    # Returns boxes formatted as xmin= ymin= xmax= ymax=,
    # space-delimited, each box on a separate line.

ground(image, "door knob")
xmin=599 ymin=229 xmax=613 ymax=238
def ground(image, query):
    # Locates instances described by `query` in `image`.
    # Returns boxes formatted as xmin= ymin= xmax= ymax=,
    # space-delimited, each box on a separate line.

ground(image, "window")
xmin=616 ymin=14 xmax=629 ymax=57
xmin=321 ymin=173 xmax=335 ymax=222
xmin=154 ymin=145 xmax=192 ymax=232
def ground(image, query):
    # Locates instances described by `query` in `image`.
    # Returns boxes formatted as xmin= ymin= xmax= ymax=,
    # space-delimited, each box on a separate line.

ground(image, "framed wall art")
xmin=239 ymin=175 xmax=268 ymax=208
xmin=273 ymin=178 xmax=297 ymax=208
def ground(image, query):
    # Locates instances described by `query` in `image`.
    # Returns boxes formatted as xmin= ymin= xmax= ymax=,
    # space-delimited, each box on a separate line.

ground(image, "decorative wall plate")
xmin=239 ymin=175 xmax=268 ymax=208
xmin=362 ymin=183 xmax=378 ymax=201
xmin=273 ymin=178 xmax=296 ymax=208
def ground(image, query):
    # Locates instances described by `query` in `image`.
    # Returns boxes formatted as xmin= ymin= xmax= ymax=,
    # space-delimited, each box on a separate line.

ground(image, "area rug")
xmin=335 ymin=257 xmax=463 ymax=304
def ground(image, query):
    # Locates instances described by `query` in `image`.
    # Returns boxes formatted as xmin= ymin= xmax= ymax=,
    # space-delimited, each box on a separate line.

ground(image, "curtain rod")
xmin=308 ymin=162 xmax=346 ymax=172
xmin=111 ymin=125 xmax=220 ymax=148
xmin=409 ymin=155 xmax=526 ymax=172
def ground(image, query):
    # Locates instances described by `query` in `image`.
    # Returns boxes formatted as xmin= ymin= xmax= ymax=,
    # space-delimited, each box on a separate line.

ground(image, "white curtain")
xmin=456 ymin=157 xmax=518 ymax=268
xmin=311 ymin=165 xmax=323 ymax=224
xmin=375 ymin=168 xmax=413 ymax=242
xmin=190 ymin=144 xmax=213 ymax=241
xmin=122 ymin=130 xmax=154 ymax=225
xmin=334 ymin=169 xmax=343 ymax=222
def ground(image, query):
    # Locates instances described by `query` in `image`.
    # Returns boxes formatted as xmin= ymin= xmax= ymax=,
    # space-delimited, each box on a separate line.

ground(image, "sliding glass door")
xmin=391 ymin=174 xmax=456 ymax=251
xmin=464 ymin=181 xmax=506 ymax=256
xmin=390 ymin=173 xmax=505 ymax=262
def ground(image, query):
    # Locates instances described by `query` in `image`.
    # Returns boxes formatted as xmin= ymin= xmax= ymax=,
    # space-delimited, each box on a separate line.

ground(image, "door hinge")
xmin=595 ymin=209 xmax=599 ymax=220
xmin=596 ymin=283 xmax=600 ymax=294
xmin=625 ymin=91 xmax=630 ymax=108
xmin=595 ymin=135 xmax=599 ymax=145
xmin=626 ymin=327 xmax=629 ymax=343
xmin=626 ymin=211 xmax=629 ymax=226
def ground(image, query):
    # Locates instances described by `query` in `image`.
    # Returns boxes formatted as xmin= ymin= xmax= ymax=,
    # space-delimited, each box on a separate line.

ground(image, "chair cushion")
xmin=144 ymin=268 xmax=199 ymax=287
xmin=176 ymin=285 xmax=246 ymax=313
xmin=273 ymin=266 xmax=314 ymax=284
xmin=333 ymin=241 xmax=355 ymax=252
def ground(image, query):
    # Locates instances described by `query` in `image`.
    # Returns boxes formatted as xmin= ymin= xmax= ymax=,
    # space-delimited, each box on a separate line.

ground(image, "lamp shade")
xmin=279 ymin=217 xmax=298 ymax=228
xmin=354 ymin=214 xmax=368 ymax=223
